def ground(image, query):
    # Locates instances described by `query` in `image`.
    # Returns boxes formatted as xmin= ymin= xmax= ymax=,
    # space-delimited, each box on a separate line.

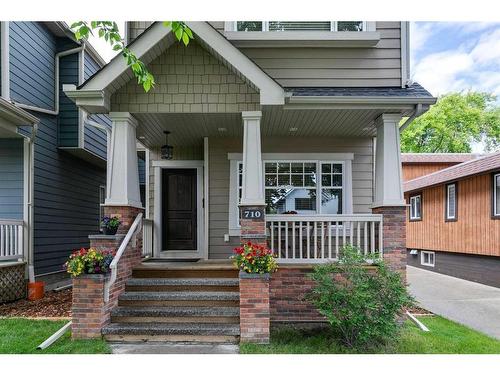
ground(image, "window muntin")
xmin=494 ymin=173 xmax=500 ymax=217
xmin=235 ymin=21 xmax=366 ymax=32
xmin=421 ymin=251 xmax=435 ymax=267
xmin=409 ymin=194 xmax=422 ymax=220
xmin=446 ymin=183 xmax=457 ymax=220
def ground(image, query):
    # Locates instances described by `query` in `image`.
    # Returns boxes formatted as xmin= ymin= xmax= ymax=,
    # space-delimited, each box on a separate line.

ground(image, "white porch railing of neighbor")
xmin=266 ymin=215 xmax=383 ymax=262
xmin=142 ymin=218 xmax=153 ymax=258
xmin=0 ymin=219 xmax=24 ymax=261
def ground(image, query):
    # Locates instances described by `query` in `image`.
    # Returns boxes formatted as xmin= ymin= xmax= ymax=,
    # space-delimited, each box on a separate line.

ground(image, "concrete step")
xmin=102 ymin=323 xmax=240 ymax=344
xmin=125 ymin=278 xmax=239 ymax=292
xmin=118 ymin=291 xmax=240 ymax=307
xmin=111 ymin=306 xmax=240 ymax=324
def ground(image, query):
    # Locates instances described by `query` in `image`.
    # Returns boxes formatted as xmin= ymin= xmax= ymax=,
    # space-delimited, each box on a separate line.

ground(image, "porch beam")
xmin=240 ymin=111 xmax=265 ymax=206
xmin=373 ymin=113 xmax=406 ymax=208
xmin=105 ymin=112 xmax=142 ymax=208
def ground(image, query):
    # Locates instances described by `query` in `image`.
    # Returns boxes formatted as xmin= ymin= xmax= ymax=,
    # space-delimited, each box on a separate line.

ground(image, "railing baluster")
xmin=357 ymin=221 xmax=361 ymax=248
xmin=335 ymin=221 xmax=339 ymax=259
xmin=277 ymin=222 xmax=281 ymax=259
xmin=6 ymin=225 xmax=10 ymax=256
xmin=270 ymin=222 xmax=274 ymax=253
xmin=306 ymin=221 xmax=310 ymax=259
xmin=378 ymin=220 xmax=383 ymax=258
xmin=285 ymin=221 xmax=289 ymax=259
xmin=328 ymin=222 xmax=332 ymax=259
xmin=371 ymin=221 xmax=375 ymax=255
xmin=299 ymin=221 xmax=303 ymax=259
xmin=292 ymin=222 xmax=296 ymax=259
xmin=321 ymin=221 xmax=325 ymax=259
xmin=313 ymin=221 xmax=318 ymax=259
xmin=364 ymin=221 xmax=368 ymax=255
xmin=342 ymin=221 xmax=346 ymax=249
xmin=349 ymin=221 xmax=354 ymax=246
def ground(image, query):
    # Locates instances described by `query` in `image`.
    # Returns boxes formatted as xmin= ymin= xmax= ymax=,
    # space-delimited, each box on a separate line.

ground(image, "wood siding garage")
xmin=406 ymin=173 xmax=500 ymax=257
xmin=402 ymin=162 xmax=459 ymax=182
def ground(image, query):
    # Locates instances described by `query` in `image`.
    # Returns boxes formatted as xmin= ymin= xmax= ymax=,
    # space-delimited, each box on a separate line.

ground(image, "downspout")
xmin=399 ymin=103 xmax=424 ymax=132
xmin=14 ymin=45 xmax=85 ymax=115
xmin=27 ymin=124 xmax=37 ymax=282
xmin=1 ymin=22 xmax=10 ymax=99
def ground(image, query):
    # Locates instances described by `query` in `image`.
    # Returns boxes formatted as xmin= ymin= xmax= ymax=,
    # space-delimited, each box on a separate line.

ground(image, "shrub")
xmin=64 ymin=247 xmax=115 ymax=277
xmin=307 ymin=245 xmax=412 ymax=349
xmin=231 ymin=242 xmax=278 ymax=274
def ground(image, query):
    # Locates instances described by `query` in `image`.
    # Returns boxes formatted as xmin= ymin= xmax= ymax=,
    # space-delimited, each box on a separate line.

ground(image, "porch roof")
xmin=64 ymin=22 xmax=285 ymax=111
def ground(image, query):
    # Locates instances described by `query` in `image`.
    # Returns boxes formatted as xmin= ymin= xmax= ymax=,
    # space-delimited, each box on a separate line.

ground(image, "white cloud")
xmin=412 ymin=23 xmax=500 ymax=98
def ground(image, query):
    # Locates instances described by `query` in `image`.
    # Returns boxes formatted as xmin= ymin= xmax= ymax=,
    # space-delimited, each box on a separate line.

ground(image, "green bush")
xmin=308 ymin=245 xmax=413 ymax=349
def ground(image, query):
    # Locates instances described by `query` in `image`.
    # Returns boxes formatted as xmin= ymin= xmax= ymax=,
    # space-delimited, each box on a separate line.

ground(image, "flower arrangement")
xmin=64 ymin=247 xmax=115 ymax=277
xmin=101 ymin=216 xmax=121 ymax=235
xmin=231 ymin=242 xmax=278 ymax=274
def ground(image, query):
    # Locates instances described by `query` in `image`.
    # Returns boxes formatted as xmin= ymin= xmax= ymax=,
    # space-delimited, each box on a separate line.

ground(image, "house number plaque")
xmin=242 ymin=207 xmax=265 ymax=220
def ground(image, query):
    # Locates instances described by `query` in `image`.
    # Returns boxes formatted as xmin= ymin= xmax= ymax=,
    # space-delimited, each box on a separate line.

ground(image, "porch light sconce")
xmin=161 ymin=131 xmax=174 ymax=160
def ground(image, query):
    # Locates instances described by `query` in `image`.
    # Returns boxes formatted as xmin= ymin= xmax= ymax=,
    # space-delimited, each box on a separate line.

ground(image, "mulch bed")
xmin=407 ymin=305 xmax=434 ymax=316
xmin=0 ymin=289 xmax=72 ymax=318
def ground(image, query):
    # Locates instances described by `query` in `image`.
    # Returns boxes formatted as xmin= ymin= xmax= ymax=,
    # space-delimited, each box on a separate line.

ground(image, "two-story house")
xmin=62 ymin=21 xmax=436 ymax=344
xmin=0 ymin=21 xmax=112 ymax=302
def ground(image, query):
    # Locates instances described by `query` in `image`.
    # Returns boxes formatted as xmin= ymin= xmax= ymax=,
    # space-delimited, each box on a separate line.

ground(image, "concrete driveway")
xmin=407 ymin=266 xmax=500 ymax=339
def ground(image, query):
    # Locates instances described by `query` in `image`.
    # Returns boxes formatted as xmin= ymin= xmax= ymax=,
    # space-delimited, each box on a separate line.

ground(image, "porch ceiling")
xmin=134 ymin=106 xmax=407 ymax=148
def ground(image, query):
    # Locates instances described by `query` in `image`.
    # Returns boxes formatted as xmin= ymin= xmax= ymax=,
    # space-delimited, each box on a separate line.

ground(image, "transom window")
xmin=446 ymin=183 xmax=457 ymax=221
xmin=235 ymin=21 xmax=365 ymax=32
xmin=409 ymin=194 xmax=422 ymax=221
xmin=494 ymin=173 xmax=500 ymax=218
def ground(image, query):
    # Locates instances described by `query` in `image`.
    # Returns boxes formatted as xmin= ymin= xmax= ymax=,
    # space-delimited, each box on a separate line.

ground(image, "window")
xmin=446 ymin=183 xmax=457 ymax=221
xmin=228 ymin=155 xmax=353 ymax=234
xmin=493 ymin=173 xmax=500 ymax=218
xmin=421 ymin=251 xmax=435 ymax=267
xmin=409 ymin=194 xmax=422 ymax=221
xmin=235 ymin=21 xmax=366 ymax=32
xmin=99 ymin=185 xmax=106 ymax=229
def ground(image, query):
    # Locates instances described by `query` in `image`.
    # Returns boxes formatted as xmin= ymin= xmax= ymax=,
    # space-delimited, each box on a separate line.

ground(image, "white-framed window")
xmin=446 ymin=183 xmax=457 ymax=221
xmin=409 ymin=194 xmax=422 ymax=221
xmin=493 ymin=173 xmax=500 ymax=218
xmin=421 ymin=251 xmax=435 ymax=267
xmin=228 ymin=154 xmax=353 ymax=235
xmin=234 ymin=21 xmax=367 ymax=32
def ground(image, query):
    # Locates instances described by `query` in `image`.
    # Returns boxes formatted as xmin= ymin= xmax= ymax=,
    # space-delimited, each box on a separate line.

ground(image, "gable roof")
xmin=64 ymin=22 xmax=285 ymax=112
xmin=404 ymin=152 xmax=500 ymax=192
xmin=402 ymin=153 xmax=482 ymax=164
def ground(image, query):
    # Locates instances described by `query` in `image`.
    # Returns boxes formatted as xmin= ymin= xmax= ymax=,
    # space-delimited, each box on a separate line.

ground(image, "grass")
xmin=0 ymin=318 xmax=110 ymax=354
xmin=240 ymin=316 xmax=500 ymax=354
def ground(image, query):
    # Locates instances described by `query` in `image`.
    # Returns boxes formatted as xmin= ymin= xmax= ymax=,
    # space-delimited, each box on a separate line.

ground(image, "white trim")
xmin=1 ymin=22 xmax=10 ymax=100
xmin=203 ymin=137 xmax=209 ymax=260
xmin=228 ymin=152 xmax=354 ymax=161
xmin=144 ymin=148 xmax=150 ymax=219
xmin=152 ymin=160 xmax=205 ymax=259
xmin=400 ymin=21 xmax=410 ymax=87
xmin=421 ymin=251 xmax=435 ymax=267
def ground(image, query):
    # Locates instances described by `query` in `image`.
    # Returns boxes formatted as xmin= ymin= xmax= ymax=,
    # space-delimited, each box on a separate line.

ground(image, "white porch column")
xmin=240 ymin=111 xmax=265 ymax=206
xmin=105 ymin=112 xmax=142 ymax=208
xmin=373 ymin=113 xmax=405 ymax=207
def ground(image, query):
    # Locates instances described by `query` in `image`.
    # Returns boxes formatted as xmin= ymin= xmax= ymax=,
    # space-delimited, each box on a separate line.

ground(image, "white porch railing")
xmin=142 ymin=218 xmax=153 ymax=258
xmin=0 ymin=219 xmax=24 ymax=261
xmin=266 ymin=214 xmax=383 ymax=262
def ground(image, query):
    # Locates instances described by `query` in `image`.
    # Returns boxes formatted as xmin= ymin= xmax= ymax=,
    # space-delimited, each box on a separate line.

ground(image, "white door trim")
xmin=153 ymin=160 xmax=204 ymax=259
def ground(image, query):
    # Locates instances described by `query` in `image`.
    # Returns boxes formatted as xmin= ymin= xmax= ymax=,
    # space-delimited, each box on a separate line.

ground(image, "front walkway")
xmin=407 ymin=266 xmax=500 ymax=339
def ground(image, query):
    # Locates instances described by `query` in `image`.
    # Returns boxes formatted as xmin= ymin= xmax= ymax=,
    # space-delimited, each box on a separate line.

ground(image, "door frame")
xmin=153 ymin=160 xmax=204 ymax=259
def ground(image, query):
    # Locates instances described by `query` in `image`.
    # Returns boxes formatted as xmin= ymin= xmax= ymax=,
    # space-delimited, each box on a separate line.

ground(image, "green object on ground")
xmin=240 ymin=316 xmax=500 ymax=354
xmin=0 ymin=318 xmax=110 ymax=354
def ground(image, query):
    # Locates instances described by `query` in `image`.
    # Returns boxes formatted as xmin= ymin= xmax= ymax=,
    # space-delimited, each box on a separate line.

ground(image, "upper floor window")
xmin=445 ymin=183 xmax=457 ymax=221
xmin=409 ymin=194 xmax=422 ymax=221
xmin=493 ymin=173 xmax=500 ymax=218
xmin=235 ymin=21 xmax=366 ymax=32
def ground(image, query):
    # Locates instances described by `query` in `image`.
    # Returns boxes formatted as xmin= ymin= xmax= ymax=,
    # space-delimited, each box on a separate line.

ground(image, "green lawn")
xmin=241 ymin=316 xmax=500 ymax=354
xmin=0 ymin=318 xmax=110 ymax=354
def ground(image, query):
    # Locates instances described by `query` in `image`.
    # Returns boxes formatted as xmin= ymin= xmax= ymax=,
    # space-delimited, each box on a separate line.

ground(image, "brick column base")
xmin=239 ymin=205 xmax=267 ymax=247
xmin=372 ymin=206 xmax=406 ymax=275
xmin=72 ymin=274 xmax=110 ymax=339
xmin=239 ymin=272 xmax=270 ymax=344
xmin=71 ymin=206 xmax=143 ymax=339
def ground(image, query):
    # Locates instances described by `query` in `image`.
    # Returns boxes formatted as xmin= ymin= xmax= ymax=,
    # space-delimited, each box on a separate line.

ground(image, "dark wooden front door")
xmin=162 ymin=168 xmax=197 ymax=251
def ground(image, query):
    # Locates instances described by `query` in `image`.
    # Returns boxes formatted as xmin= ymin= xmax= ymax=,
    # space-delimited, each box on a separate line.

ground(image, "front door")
xmin=162 ymin=168 xmax=198 ymax=251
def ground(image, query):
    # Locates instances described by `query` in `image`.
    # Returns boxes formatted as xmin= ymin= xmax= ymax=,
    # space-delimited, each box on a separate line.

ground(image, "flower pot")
xmin=27 ymin=281 xmax=44 ymax=301
xmin=103 ymin=226 xmax=118 ymax=235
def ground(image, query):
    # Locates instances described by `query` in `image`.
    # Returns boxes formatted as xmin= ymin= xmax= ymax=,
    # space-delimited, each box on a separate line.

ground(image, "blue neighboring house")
xmin=0 ymin=21 xmax=113 ymax=302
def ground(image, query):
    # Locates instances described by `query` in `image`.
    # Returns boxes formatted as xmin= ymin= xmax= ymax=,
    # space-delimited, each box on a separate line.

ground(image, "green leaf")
xmin=182 ymin=32 xmax=190 ymax=46
xmin=174 ymin=27 xmax=183 ymax=41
